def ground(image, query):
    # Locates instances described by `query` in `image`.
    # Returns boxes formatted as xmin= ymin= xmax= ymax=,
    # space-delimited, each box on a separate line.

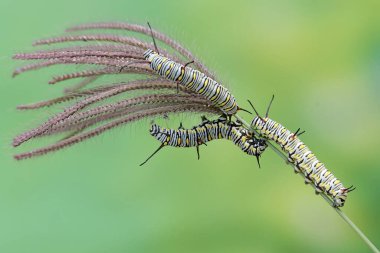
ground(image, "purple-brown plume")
xmin=12 ymin=22 xmax=223 ymax=160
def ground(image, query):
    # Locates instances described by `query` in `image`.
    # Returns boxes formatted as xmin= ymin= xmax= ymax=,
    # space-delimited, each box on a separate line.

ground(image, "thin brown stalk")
xmin=48 ymin=65 xmax=153 ymax=84
xmin=13 ymin=57 xmax=149 ymax=77
xmin=14 ymin=104 xmax=220 ymax=160
xmin=16 ymin=78 xmax=187 ymax=110
xmin=40 ymin=56 xmax=148 ymax=68
xmin=13 ymin=59 xmax=63 ymax=77
xmin=14 ymin=44 xmax=145 ymax=60
xmin=14 ymin=50 xmax=144 ymax=60
xmin=15 ymin=44 xmax=182 ymax=65
xmin=33 ymin=34 xmax=151 ymax=49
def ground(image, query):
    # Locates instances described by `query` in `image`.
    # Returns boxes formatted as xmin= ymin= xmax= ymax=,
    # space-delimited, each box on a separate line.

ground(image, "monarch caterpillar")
xmin=140 ymin=116 xmax=267 ymax=166
xmin=143 ymin=49 xmax=240 ymax=116
xmin=249 ymin=96 xmax=354 ymax=207
xmin=141 ymin=23 xmax=245 ymax=117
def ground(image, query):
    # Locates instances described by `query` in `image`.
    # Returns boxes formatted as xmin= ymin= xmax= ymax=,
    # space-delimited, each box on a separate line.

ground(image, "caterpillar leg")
xmin=293 ymin=165 xmax=301 ymax=174
xmin=235 ymin=118 xmax=243 ymax=126
xmin=304 ymin=176 xmax=312 ymax=184
xmin=214 ymin=113 xmax=230 ymax=123
xmin=140 ymin=143 xmax=166 ymax=166
xmin=216 ymin=114 xmax=229 ymax=123
xmin=227 ymin=114 xmax=232 ymax=123
xmin=315 ymin=187 xmax=323 ymax=195
xmin=178 ymin=122 xmax=184 ymax=129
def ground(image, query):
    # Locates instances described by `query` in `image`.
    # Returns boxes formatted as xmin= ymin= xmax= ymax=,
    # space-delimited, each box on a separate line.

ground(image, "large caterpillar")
xmin=140 ymin=116 xmax=267 ymax=166
xmin=249 ymin=96 xmax=354 ymax=207
xmin=140 ymin=23 xmax=242 ymax=116
xmin=143 ymin=49 xmax=239 ymax=116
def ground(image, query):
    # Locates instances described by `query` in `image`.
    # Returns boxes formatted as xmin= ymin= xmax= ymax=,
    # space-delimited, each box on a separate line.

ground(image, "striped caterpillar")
xmin=140 ymin=116 xmax=267 ymax=166
xmin=249 ymin=96 xmax=354 ymax=207
xmin=143 ymin=49 xmax=240 ymax=116
xmin=141 ymin=23 xmax=246 ymax=117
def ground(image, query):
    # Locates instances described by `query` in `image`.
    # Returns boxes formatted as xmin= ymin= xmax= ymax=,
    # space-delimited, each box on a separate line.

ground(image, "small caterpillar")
xmin=140 ymin=116 xmax=267 ymax=166
xmin=249 ymin=96 xmax=354 ymax=207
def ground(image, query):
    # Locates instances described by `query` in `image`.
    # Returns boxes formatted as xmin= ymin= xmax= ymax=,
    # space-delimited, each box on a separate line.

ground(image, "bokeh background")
xmin=0 ymin=0 xmax=379 ymax=252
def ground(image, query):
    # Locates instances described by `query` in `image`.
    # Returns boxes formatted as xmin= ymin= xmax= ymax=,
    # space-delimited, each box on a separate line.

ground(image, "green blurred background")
xmin=0 ymin=0 xmax=379 ymax=252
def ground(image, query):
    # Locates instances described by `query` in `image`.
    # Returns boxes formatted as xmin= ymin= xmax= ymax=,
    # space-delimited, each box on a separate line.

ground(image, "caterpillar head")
xmin=251 ymin=137 xmax=267 ymax=154
xmin=149 ymin=124 xmax=160 ymax=135
xmin=245 ymin=136 xmax=268 ymax=168
xmin=251 ymin=116 xmax=267 ymax=129
xmin=256 ymin=138 xmax=268 ymax=153
xmin=333 ymin=186 xmax=355 ymax=207
xmin=333 ymin=193 xmax=347 ymax=207
xmin=143 ymin=49 xmax=157 ymax=61
xmin=246 ymin=136 xmax=267 ymax=157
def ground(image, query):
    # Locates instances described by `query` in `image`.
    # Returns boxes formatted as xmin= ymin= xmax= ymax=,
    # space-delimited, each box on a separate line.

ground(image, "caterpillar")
xmin=141 ymin=23 xmax=244 ymax=117
xmin=249 ymin=96 xmax=354 ymax=207
xmin=143 ymin=49 xmax=241 ymax=116
xmin=140 ymin=116 xmax=267 ymax=166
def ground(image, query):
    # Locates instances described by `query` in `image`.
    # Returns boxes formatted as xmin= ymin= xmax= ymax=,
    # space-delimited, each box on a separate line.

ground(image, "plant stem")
xmin=234 ymin=114 xmax=380 ymax=253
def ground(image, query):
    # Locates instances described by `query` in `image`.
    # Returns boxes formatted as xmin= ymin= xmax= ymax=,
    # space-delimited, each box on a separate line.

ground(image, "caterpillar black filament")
xmin=249 ymin=96 xmax=354 ymax=207
xmin=140 ymin=116 xmax=267 ymax=166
